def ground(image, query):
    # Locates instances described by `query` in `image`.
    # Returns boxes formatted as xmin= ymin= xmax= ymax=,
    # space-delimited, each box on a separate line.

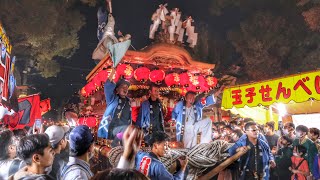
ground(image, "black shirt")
xmin=246 ymin=139 xmax=263 ymax=174
xmin=149 ymin=99 xmax=163 ymax=133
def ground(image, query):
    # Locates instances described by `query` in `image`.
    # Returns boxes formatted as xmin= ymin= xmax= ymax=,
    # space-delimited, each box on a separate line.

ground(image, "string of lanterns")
xmin=80 ymin=64 xmax=218 ymax=97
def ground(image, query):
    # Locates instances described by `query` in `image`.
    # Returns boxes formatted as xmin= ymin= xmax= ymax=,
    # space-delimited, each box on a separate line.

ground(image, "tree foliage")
xmin=207 ymin=0 xmax=320 ymax=81
xmin=0 ymin=0 xmax=85 ymax=78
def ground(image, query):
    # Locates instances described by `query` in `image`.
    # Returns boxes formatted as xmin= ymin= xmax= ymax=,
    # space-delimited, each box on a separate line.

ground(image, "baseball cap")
xmin=69 ymin=125 xmax=93 ymax=153
xmin=45 ymin=125 xmax=66 ymax=147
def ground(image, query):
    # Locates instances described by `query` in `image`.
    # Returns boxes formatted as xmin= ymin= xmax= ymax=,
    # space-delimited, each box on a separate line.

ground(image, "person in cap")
xmin=98 ymin=68 xmax=132 ymax=146
xmin=135 ymin=131 xmax=188 ymax=180
xmin=137 ymin=84 xmax=165 ymax=143
xmin=293 ymin=125 xmax=318 ymax=172
xmin=61 ymin=125 xmax=94 ymax=180
xmin=171 ymin=91 xmax=216 ymax=148
xmin=45 ymin=125 xmax=69 ymax=179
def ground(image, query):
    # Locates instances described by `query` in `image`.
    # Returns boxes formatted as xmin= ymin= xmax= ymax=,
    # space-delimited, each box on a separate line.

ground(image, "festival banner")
xmin=222 ymin=70 xmax=320 ymax=109
xmin=4 ymin=94 xmax=41 ymax=129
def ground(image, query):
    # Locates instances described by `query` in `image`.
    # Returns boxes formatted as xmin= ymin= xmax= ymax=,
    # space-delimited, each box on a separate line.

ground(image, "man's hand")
xmin=236 ymin=146 xmax=249 ymax=153
xmin=108 ymin=68 xmax=116 ymax=82
xmin=178 ymin=156 xmax=189 ymax=171
xmin=122 ymin=126 xmax=143 ymax=161
xmin=269 ymin=160 xmax=276 ymax=168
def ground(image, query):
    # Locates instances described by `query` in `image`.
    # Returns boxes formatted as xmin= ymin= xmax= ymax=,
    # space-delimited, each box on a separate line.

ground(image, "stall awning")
xmin=222 ymin=70 xmax=320 ymax=109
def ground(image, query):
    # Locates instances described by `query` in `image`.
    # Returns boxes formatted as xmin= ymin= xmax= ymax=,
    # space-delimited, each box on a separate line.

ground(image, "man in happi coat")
xmin=137 ymin=85 xmax=165 ymax=144
xmin=172 ymin=91 xmax=215 ymax=148
xmin=98 ymin=68 xmax=132 ymax=146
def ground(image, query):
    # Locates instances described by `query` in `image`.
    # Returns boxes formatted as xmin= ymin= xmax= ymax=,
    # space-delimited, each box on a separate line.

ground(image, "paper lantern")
xmin=165 ymin=73 xmax=180 ymax=87
xmin=117 ymin=64 xmax=133 ymax=79
xmin=206 ymin=76 xmax=218 ymax=89
xmin=179 ymin=72 xmax=192 ymax=87
xmin=149 ymin=70 xmax=165 ymax=84
xmin=134 ymin=67 xmax=150 ymax=83
xmin=190 ymin=75 xmax=206 ymax=90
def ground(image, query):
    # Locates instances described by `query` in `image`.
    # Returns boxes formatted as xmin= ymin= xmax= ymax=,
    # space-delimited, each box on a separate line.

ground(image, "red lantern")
xmin=149 ymin=70 xmax=165 ymax=84
xmin=116 ymin=64 xmax=133 ymax=79
xmin=134 ymin=67 xmax=150 ymax=83
xmin=190 ymin=75 xmax=206 ymax=90
xmin=165 ymin=73 xmax=180 ymax=87
xmin=179 ymin=72 xmax=192 ymax=87
xmin=206 ymin=76 xmax=218 ymax=89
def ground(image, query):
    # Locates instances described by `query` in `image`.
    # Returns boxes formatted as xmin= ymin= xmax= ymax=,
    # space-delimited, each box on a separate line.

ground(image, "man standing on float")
xmin=137 ymin=84 xmax=165 ymax=143
xmin=98 ymin=68 xmax=132 ymax=146
xmin=172 ymin=91 xmax=215 ymax=148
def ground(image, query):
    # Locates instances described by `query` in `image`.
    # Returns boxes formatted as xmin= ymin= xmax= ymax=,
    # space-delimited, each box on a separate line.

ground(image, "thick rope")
xmin=108 ymin=140 xmax=233 ymax=179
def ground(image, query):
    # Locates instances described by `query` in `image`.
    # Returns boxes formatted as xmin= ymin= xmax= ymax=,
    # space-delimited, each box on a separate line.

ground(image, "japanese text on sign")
xmin=222 ymin=71 xmax=320 ymax=109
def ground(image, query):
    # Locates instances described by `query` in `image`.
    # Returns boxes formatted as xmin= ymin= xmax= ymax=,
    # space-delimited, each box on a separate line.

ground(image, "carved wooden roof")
xmin=87 ymin=43 xmax=215 ymax=81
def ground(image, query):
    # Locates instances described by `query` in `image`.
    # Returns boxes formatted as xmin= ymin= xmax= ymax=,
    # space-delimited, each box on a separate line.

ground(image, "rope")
xmin=108 ymin=140 xmax=233 ymax=178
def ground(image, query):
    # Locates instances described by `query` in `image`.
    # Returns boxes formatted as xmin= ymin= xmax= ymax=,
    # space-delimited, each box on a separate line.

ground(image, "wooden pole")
xmin=198 ymin=146 xmax=250 ymax=180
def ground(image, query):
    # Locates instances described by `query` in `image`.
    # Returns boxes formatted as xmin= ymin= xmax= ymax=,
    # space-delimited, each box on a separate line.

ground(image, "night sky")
xmin=33 ymin=0 xmax=238 ymax=119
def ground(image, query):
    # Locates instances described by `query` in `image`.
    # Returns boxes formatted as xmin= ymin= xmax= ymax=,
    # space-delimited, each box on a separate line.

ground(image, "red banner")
xmin=4 ymin=94 xmax=41 ymax=129
xmin=40 ymin=98 xmax=51 ymax=115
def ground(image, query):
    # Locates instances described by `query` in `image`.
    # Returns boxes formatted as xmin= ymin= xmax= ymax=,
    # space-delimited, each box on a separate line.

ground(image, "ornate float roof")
xmin=86 ymin=43 xmax=215 ymax=81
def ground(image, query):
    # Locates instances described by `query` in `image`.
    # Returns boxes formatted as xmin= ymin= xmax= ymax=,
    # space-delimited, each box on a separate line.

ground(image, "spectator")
xmin=61 ymin=125 xmax=94 ymax=180
xmin=290 ymin=145 xmax=310 ymax=180
xmin=135 ymin=131 xmax=188 ymax=179
xmin=293 ymin=125 xmax=318 ymax=172
xmin=275 ymin=135 xmax=293 ymax=179
xmin=283 ymin=122 xmax=296 ymax=140
xmin=264 ymin=121 xmax=279 ymax=150
xmin=9 ymin=134 xmax=55 ymax=180
xmin=228 ymin=121 xmax=276 ymax=180
xmin=309 ymin=127 xmax=320 ymax=152
xmin=0 ymin=130 xmax=25 ymax=179
xmin=45 ymin=125 xmax=69 ymax=179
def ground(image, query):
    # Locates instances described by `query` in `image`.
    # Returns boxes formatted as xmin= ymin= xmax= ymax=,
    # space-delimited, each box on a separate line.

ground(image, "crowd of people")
xmin=211 ymin=119 xmax=320 ymax=180
xmin=0 ymin=69 xmax=320 ymax=180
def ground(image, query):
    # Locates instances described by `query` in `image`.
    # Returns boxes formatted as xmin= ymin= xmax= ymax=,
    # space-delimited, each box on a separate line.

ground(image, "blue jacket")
xmin=171 ymin=95 xmax=215 ymax=142
xmin=313 ymin=154 xmax=320 ymax=179
xmin=97 ymin=80 xmax=131 ymax=139
xmin=136 ymin=99 xmax=164 ymax=135
xmin=228 ymin=134 xmax=274 ymax=180
xmin=135 ymin=151 xmax=184 ymax=180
